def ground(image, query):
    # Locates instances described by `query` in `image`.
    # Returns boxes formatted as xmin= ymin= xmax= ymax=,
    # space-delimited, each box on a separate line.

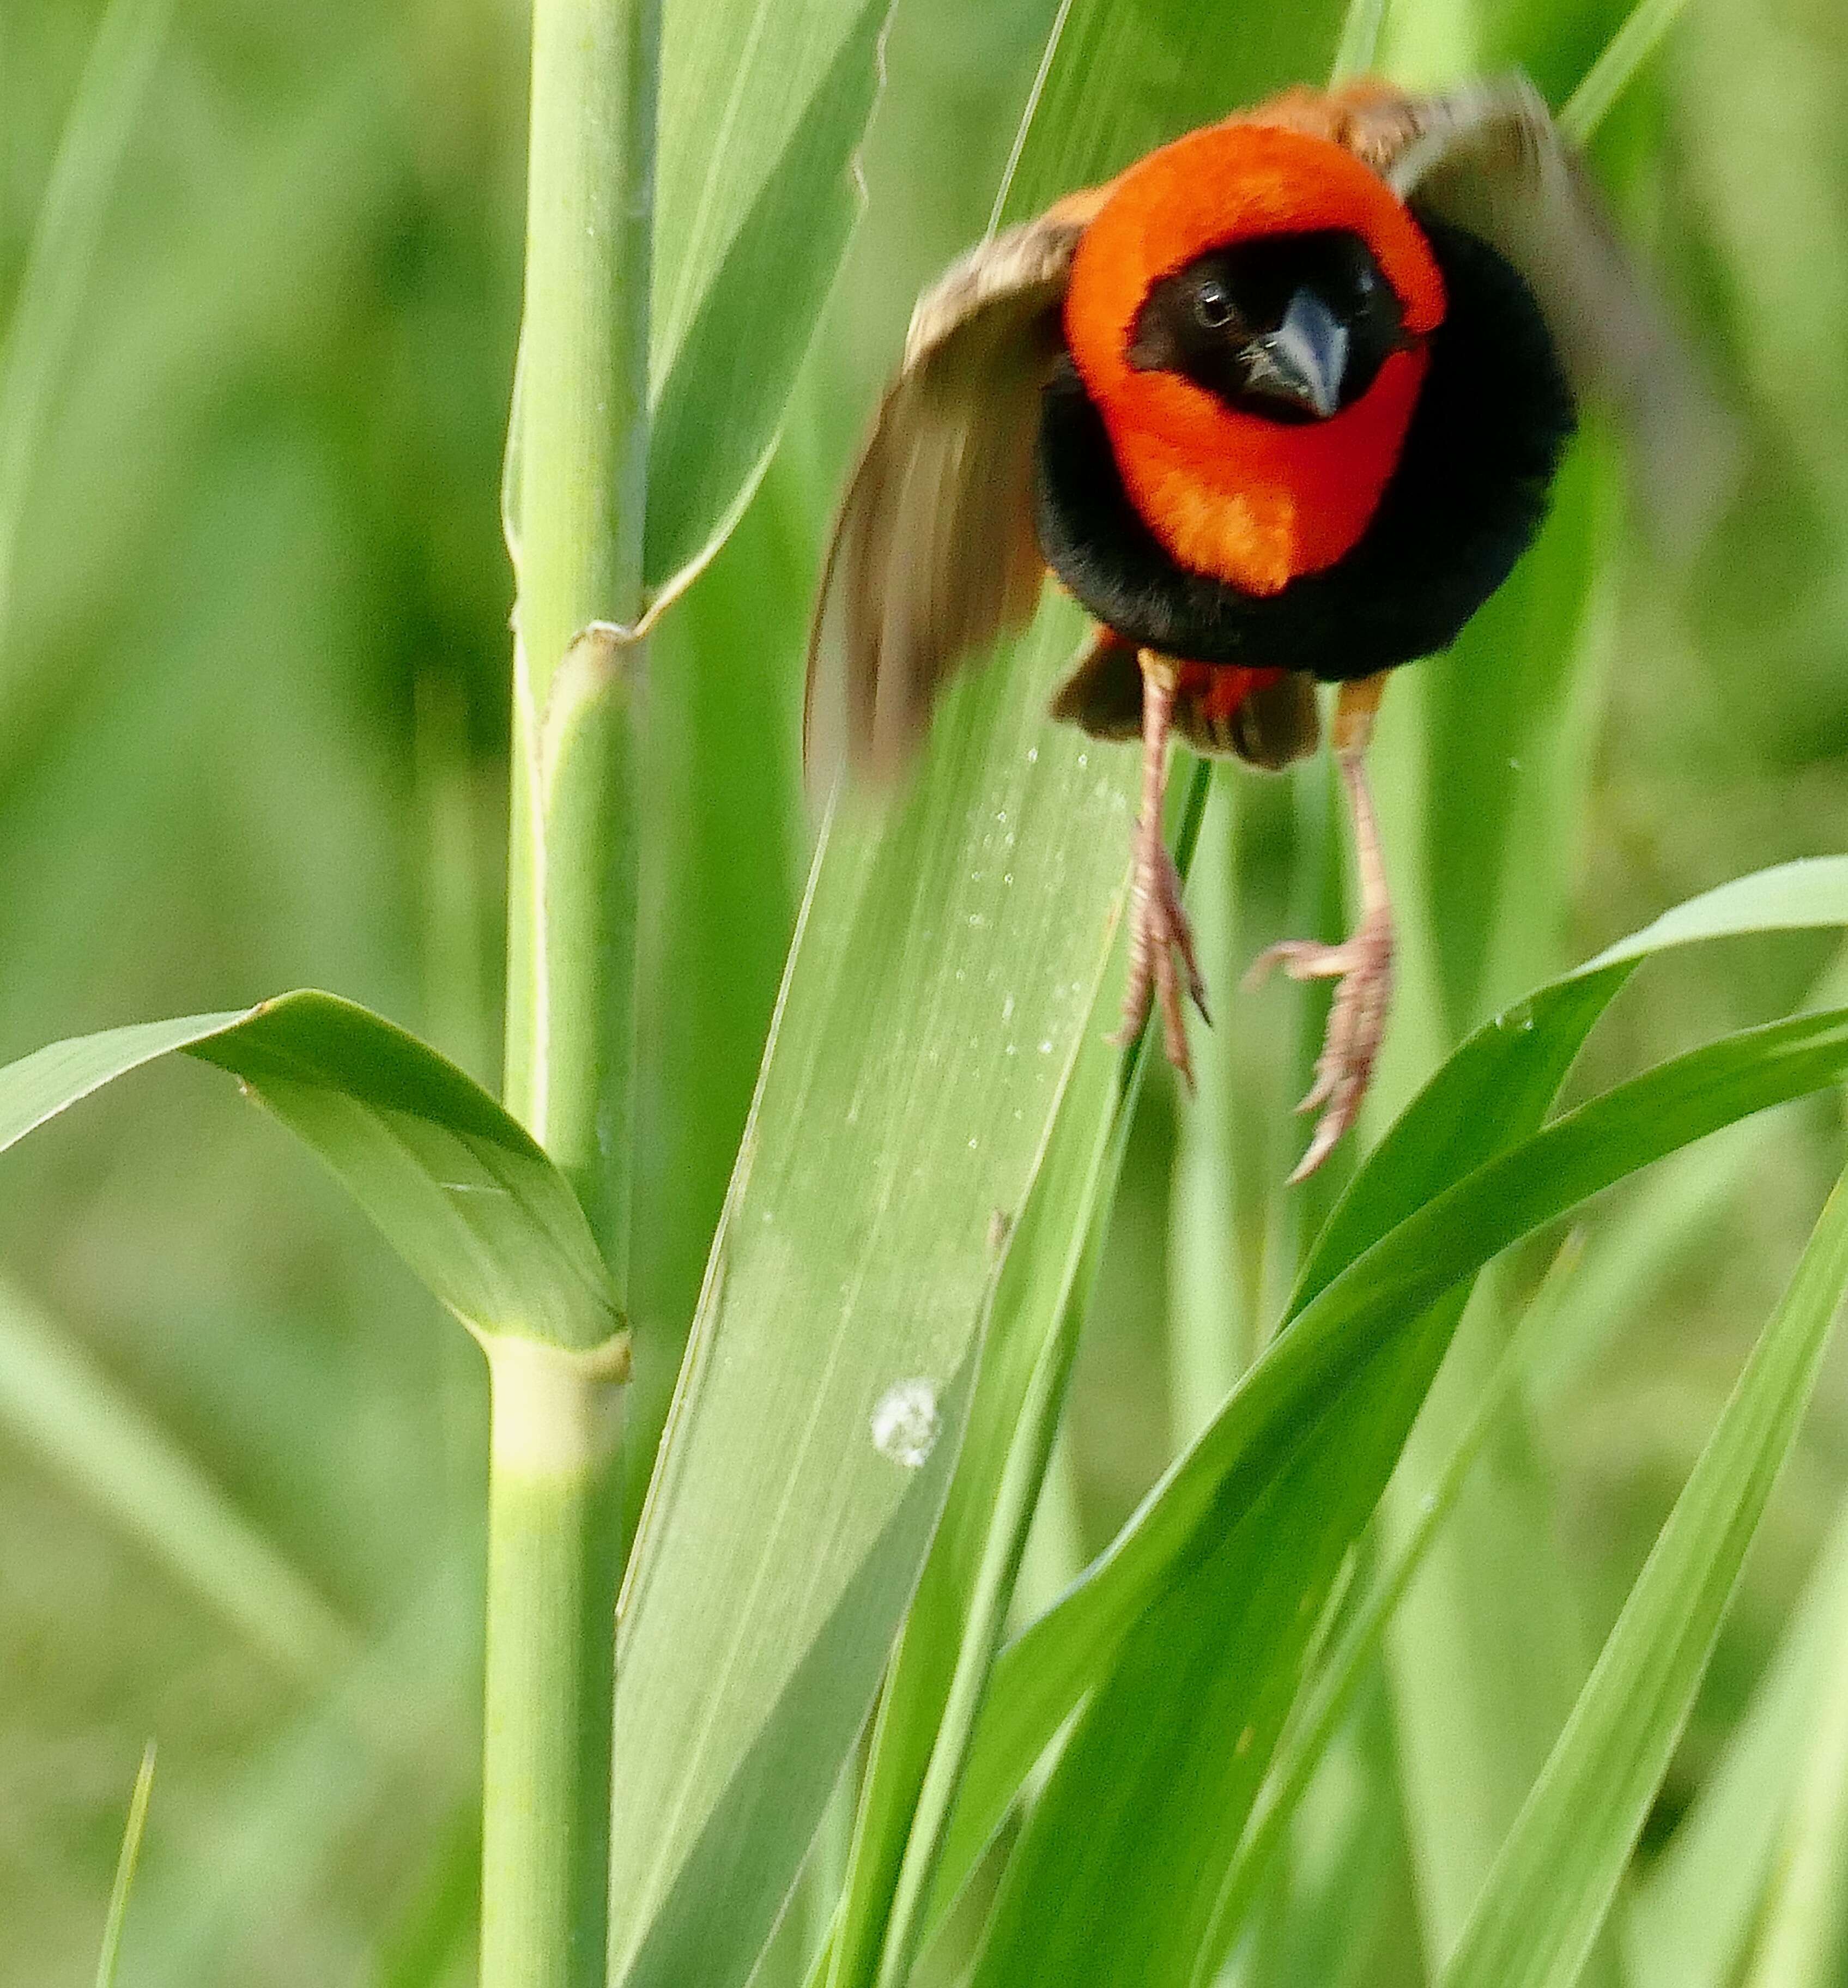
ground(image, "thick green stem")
xmin=488 ymin=0 xmax=659 ymax=1979
xmin=481 ymin=1339 xmax=631 ymax=1988
xmin=503 ymin=0 xmax=658 ymax=1278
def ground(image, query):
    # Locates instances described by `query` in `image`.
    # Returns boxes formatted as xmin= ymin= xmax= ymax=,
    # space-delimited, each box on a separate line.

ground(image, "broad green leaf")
xmin=604 ymin=0 xmax=1383 ymax=1978
xmin=1625 ymin=1498 xmax=1848 ymax=1988
xmin=831 ymin=766 xmax=1217 ymax=1988
xmin=1437 ymin=1162 xmax=1848 ymax=1988
xmin=603 ymin=592 xmax=1133 ymax=1988
xmin=0 ymin=1009 xmax=249 ymax=1145
xmin=839 ymin=1064 xmax=1128 ymax=1988
xmin=825 ymin=1020 xmax=1132 ymax=1988
xmin=0 ymin=992 xmax=620 ymax=1351
xmin=644 ymin=0 xmax=890 ymax=591
xmin=928 ymin=854 xmax=1848 ymax=1947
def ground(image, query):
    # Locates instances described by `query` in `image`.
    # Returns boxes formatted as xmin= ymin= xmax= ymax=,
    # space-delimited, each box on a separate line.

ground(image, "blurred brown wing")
xmin=1377 ymin=76 xmax=1735 ymax=556
xmin=805 ymin=195 xmax=1105 ymax=784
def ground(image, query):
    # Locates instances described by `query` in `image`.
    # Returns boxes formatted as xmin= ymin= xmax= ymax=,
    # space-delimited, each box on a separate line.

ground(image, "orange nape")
xmin=1064 ymin=121 xmax=1445 ymax=598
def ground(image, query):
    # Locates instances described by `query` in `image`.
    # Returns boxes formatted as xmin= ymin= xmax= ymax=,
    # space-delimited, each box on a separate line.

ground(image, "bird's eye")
xmin=1195 ymin=279 xmax=1234 ymax=330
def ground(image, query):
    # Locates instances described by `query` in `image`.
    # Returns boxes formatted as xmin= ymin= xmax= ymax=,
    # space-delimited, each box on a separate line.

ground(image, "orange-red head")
xmin=1063 ymin=120 xmax=1446 ymax=596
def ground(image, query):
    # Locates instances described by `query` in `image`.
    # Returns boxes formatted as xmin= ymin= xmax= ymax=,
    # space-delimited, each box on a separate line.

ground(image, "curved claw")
xmin=1111 ymin=647 xmax=1211 ymax=1089
xmin=1249 ymin=913 xmax=1395 ymax=1183
xmin=1113 ymin=840 xmax=1209 ymax=1088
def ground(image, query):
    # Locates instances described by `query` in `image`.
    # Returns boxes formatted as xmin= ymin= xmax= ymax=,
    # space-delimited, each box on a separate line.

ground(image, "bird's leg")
xmin=1246 ymin=672 xmax=1395 ymax=1182
xmin=1110 ymin=648 xmax=1208 ymax=1086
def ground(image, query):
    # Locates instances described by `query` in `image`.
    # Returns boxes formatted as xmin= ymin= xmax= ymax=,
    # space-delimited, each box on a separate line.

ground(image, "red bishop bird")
xmin=807 ymin=77 xmax=1721 ymax=1178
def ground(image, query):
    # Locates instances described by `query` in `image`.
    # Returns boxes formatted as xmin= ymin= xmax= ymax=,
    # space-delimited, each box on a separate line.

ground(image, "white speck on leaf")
xmin=871 ymin=1380 xmax=941 ymax=1468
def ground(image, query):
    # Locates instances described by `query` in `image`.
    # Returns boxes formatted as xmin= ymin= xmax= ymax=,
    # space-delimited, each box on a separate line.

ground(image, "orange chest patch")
xmin=1065 ymin=119 xmax=1445 ymax=597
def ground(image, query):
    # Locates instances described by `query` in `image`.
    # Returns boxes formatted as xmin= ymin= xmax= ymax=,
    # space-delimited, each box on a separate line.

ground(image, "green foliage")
xmin=646 ymin=0 xmax=895 ymax=589
xmin=3 ymin=0 xmax=1848 ymax=1983
xmin=1439 ymin=1161 xmax=1848 ymax=1988
xmin=0 ymin=995 xmax=623 ymax=1352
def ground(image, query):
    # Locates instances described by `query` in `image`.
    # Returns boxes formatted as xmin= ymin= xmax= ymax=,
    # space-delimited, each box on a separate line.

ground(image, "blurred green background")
xmin=2 ymin=0 xmax=1846 ymax=1980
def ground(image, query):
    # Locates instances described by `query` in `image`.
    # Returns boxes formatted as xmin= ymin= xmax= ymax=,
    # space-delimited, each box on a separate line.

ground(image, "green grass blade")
xmin=1561 ymin=0 xmax=1701 ymax=143
xmin=926 ymin=855 xmax=1848 ymax=1943
xmin=1212 ymin=1238 xmax=1584 ymax=1954
xmin=966 ymin=1007 xmax=1848 ymax=1988
xmin=1583 ymin=858 xmax=1848 ymax=972
xmin=0 ymin=993 xmax=621 ymax=1351
xmin=923 ymin=978 xmax=1602 ymax=1936
xmin=93 ymin=1741 xmax=156 ymax=1988
xmin=643 ymin=0 xmax=890 ymax=591
xmin=1626 ymin=1499 xmax=1848 ymax=1988
xmin=1331 ymin=0 xmax=1391 ymax=84
xmin=0 ymin=1272 xmax=356 ymax=1679
xmin=2 ymin=996 xmax=623 ymax=1988
xmin=1735 ymin=1513 xmax=1848 ymax=1988
xmin=0 ymin=0 xmax=173 ymax=669
xmin=1438 ymin=1162 xmax=1848 ymax=1988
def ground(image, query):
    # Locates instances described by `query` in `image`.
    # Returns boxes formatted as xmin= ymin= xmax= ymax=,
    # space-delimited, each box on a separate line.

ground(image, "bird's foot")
xmin=1110 ymin=645 xmax=1209 ymax=1086
xmin=1110 ymin=834 xmax=1209 ymax=1087
xmin=1246 ymin=906 xmax=1395 ymax=1182
xmin=1112 ymin=835 xmax=1208 ymax=1097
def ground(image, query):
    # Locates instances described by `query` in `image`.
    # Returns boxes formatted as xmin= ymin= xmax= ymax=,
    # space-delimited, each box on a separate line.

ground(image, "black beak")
xmin=1241 ymin=288 xmax=1349 ymax=420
